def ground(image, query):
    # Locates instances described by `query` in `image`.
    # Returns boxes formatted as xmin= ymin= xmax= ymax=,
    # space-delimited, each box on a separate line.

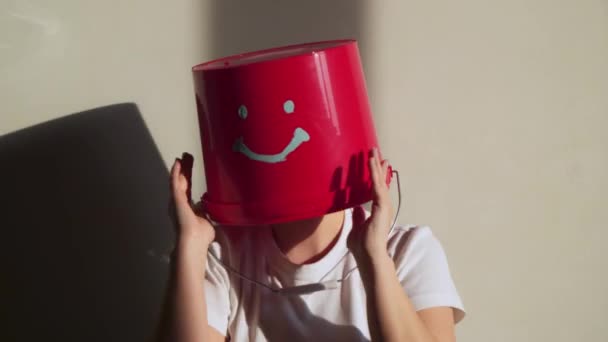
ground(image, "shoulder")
xmin=387 ymin=224 xmax=437 ymax=257
xmin=387 ymin=225 xmax=466 ymax=322
xmin=387 ymin=224 xmax=453 ymax=276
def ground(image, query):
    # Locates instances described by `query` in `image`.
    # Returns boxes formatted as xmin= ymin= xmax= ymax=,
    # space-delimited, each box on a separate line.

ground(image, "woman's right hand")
xmin=170 ymin=154 xmax=215 ymax=256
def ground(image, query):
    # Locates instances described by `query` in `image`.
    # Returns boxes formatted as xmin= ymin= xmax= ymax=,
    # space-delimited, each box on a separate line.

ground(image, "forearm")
xmin=156 ymin=239 xmax=211 ymax=342
xmin=356 ymin=252 xmax=437 ymax=342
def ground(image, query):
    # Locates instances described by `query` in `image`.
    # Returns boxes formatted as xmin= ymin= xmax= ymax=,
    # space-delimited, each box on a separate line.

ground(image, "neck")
xmin=271 ymin=210 xmax=345 ymax=265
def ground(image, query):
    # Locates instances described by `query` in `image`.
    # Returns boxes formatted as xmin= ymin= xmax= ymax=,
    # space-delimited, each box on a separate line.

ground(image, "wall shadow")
xmin=0 ymin=103 xmax=173 ymax=342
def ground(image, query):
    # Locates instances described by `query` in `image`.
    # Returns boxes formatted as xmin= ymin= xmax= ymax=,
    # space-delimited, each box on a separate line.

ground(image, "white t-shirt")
xmin=205 ymin=208 xmax=465 ymax=341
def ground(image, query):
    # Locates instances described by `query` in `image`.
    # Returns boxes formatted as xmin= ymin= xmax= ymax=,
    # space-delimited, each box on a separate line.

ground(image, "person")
xmin=155 ymin=149 xmax=465 ymax=342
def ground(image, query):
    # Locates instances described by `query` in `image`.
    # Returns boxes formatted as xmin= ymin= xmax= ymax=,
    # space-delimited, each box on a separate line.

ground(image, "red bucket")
xmin=192 ymin=39 xmax=384 ymax=225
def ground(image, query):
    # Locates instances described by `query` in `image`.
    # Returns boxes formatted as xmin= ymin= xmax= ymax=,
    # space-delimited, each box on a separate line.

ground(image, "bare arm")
xmin=156 ymin=240 xmax=225 ymax=342
xmin=349 ymin=149 xmax=456 ymax=342
xmin=155 ymin=156 xmax=225 ymax=342
xmin=355 ymin=251 xmax=455 ymax=342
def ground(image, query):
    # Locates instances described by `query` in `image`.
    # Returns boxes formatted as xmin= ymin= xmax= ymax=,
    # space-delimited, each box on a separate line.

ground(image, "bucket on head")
xmin=192 ymin=39 xmax=386 ymax=226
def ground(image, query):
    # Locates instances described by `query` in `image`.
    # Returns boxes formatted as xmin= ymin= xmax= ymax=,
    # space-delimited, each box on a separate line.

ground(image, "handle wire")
xmin=205 ymin=169 xmax=403 ymax=294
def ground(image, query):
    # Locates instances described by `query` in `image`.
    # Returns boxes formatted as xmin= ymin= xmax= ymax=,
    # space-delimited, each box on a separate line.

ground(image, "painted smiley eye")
xmin=283 ymin=100 xmax=295 ymax=114
xmin=238 ymin=105 xmax=248 ymax=119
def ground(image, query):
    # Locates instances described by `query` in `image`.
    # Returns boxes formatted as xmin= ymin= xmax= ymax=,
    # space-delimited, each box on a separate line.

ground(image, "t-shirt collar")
xmin=264 ymin=208 xmax=353 ymax=282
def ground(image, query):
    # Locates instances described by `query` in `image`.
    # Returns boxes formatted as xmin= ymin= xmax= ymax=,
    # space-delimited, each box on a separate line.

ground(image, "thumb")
xmin=352 ymin=205 xmax=367 ymax=227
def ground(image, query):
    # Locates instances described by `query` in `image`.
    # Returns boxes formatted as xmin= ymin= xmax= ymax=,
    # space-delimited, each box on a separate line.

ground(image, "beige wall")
xmin=366 ymin=1 xmax=608 ymax=341
xmin=2 ymin=1 xmax=607 ymax=341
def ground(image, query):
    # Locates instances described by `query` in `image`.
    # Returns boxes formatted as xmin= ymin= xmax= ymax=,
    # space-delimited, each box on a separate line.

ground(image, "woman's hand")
xmin=348 ymin=148 xmax=393 ymax=260
xmin=169 ymin=154 xmax=215 ymax=256
xmin=157 ymin=154 xmax=223 ymax=342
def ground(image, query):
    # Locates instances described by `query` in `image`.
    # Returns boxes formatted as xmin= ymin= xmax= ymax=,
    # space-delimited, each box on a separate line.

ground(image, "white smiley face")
xmin=232 ymin=100 xmax=310 ymax=163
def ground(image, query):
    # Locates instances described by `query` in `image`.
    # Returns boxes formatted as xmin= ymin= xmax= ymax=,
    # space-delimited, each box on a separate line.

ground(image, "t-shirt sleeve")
xmin=391 ymin=226 xmax=466 ymax=323
xmin=204 ymin=240 xmax=232 ymax=336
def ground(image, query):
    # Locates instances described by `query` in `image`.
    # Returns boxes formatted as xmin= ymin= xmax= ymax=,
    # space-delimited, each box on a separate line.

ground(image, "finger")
xmin=381 ymin=160 xmax=394 ymax=214
xmin=370 ymin=151 xmax=384 ymax=193
xmin=181 ymin=153 xmax=194 ymax=202
xmin=171 ymin=158 xmax=190 ymax=206
xmin=350 ymin=206 xmax=367 ymax=244
xmin=170 ymin=158 xmax=181 ymax=190
xmin=372 ymin=164 xmax=390 ymax=208
xmin=369 ymin=158 xmax=382 ymax=204
xmin=375 ymin=148 xmax=386 ymax=186
xmin=369 ymin=149 xmax=381 ymax=188
xmin=368 ymin=155 xmax=376 ymax=185
xmin=374 ymin=148 xmax=382 ymax=171
xmin=369 ymin=156 xmax=381 ymax=196
xmin=381 ymin=159 xmax=390 ymax=186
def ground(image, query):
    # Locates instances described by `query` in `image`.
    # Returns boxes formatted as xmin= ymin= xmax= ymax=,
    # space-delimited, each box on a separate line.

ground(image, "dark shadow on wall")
xmin=0 ymin=103 xmax=173 ymax=342
xmin=208 ymin=0 xmax=370 ymax=68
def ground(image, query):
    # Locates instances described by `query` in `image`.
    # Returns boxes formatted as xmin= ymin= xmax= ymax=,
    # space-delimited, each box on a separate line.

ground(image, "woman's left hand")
xmin=348 ymin=148 xmax=394 ymax=259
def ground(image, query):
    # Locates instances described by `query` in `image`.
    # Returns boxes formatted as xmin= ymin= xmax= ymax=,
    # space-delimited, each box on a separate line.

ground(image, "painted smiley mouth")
xmin=233 ymin=127 xmax=310 ymax=163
